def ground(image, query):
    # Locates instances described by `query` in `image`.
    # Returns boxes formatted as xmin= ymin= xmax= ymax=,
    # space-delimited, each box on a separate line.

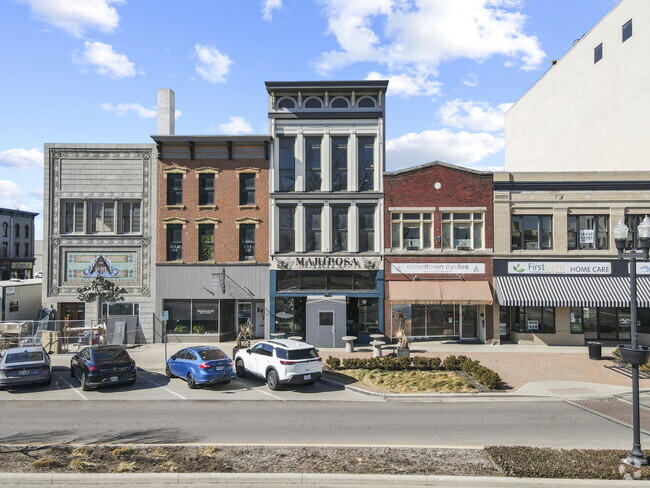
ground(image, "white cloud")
xmin=386 ymin=128 xmax=504 ymax=170
xmin=438 ymin=99 xmax=513 ymax=132
xmin=77 ymin=41 xmax=136 ymax=79
xmin=462 ymin=73 xmax=479 ymax=87
xmin=194 ymin=44 xmax=233 ymax=84
xmin=215 ymin=116 xmax=254 ymax=135
xmin=366 ymin=71 xmax=441 ymax=97
xmin=19 ymin=0 xmax=123 ymax=38
xmin=316 ymin=0 xmax=545 ymax=90
xmin=0 ymin=148 xmax=44 ymax=169
xmin=262 ymin=0 xmax=282 ymax=21
xmin=0 ymin=181 xmax=25 ymax=201
xmin=101 ymin=102 xmax=156 ymax=118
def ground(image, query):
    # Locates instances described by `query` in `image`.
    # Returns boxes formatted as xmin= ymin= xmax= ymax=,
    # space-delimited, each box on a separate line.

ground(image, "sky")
xmin=0 ymin=0 xmax=620 ymax=238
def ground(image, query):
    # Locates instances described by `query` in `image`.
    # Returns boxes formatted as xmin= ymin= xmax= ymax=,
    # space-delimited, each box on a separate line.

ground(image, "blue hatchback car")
xmin=166 ymin=346 xmax=235 ymax=389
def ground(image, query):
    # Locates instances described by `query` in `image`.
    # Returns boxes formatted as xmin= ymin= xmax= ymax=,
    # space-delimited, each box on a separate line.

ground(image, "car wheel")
xmin=235 ymin=359 xmax=247 ymax=378
xmin=222 ymin=379 xmax=231 ymax=385
xmin=70 ymin=365 xmax=75 ymax=378
xmin=80 ymin=372 xmax=91 ymax=391
xmin=165 ymin=364 xmax=173 ymax=378
xmin=307 ymin=379 xmax=318 ymax=385
xmin=266 ymin=369 xmax=280 ymax=391
xmin=126 ymin=378 xmax=136 ymax=386
xmin=187 ymin=373 xmax=198 ymax=389
xmin=43 ymin=375 xmax=52 ymax=386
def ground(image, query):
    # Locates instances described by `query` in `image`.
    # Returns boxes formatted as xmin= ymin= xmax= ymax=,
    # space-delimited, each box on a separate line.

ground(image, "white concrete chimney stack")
xmin=157 ymin=88 xmax=175 ymax=135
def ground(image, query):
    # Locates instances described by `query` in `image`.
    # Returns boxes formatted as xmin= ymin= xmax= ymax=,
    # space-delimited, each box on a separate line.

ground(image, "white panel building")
xmin=505 ymin=0 xmax=650 ymax=171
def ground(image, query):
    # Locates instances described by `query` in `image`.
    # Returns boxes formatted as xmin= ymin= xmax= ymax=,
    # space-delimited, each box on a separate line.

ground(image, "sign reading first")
xmin=508 ymin=261 xmax=611 ymax=275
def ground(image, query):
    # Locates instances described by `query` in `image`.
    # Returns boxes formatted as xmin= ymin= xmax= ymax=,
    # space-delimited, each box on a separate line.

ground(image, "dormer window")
xmin=330 ymin=97 xmax=350 ymax=109
xmin=277 ymin=97 xmax=296 ymax=110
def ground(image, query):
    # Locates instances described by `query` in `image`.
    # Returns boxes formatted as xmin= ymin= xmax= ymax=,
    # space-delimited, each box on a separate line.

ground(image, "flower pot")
xmin=618 ymin=345 xmax=650 ymax=366
xmin=396 ymin=347 xmax=410 ymax=358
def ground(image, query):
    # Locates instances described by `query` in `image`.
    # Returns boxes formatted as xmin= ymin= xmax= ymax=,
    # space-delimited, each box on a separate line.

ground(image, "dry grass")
xmin=160 ymin=461 xmax=178 ymax=472
xmin=115 ymin=461 xmax=137 ymax=473
xmin=149 ymin=448 xmax=169 ymax=460
xmin=69 ymin=447 xmax=91 ymax=459
xmin=199 ymin=446 xmax=221 ymax=457
xmin=68 ymin=459 xmax=99 ymax=472
xmin=31 ymin=458 xmax=58 ymax=469
xmin=111 ymin=447 xmax=133 ymax=458
xmin=338 ymin=369 xmax=477 ymax=393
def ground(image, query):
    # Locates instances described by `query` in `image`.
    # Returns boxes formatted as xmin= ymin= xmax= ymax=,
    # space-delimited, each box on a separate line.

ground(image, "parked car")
xmin=166 ymin=346 xmax=235 ymax=389
xmin=70 ymin=345 xmax=136 ymax=391
xmin=0 ymin=346 xmax=51 ymax=387
xmin=234 ymin=339 xmax=322 ymax=390
xmin=34 ymin=271 xmax=43 ymax=279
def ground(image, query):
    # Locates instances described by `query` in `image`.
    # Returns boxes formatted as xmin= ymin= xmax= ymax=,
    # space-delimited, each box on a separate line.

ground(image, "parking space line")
xmin=52 ymin=372 xmax=87 ymax=401
xmin=138 ymin=374 xmax=187 ymax=400
xmin=250 ymin=387 xmax=285 ymax=401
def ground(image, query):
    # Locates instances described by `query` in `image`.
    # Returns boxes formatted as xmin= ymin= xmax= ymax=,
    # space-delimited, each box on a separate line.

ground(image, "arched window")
xmin=14 ymin=224 xmax=19 ymax=238
xmin=1 ymin=223 xmax=7 ymax=237
xmin=303 ymin=97 xmax=323 ymax=109
xmin=24 ymin=225 xmax=29 ymax=238
xmin=357 ymin=96 xmax=376 ymax=108
xmin=330 ymin=97 xmax=350 ymax=109
xmin=277 ymin=97 xmax=296 ymax=110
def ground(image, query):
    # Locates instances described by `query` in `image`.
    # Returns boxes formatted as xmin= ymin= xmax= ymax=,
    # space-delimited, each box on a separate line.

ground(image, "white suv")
xmin=234 ymin=339 xmax=322 ymax=390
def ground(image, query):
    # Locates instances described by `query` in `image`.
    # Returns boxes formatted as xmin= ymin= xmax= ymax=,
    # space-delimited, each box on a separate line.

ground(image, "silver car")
xmin=0 ymin=346 xmax=52 ymax=387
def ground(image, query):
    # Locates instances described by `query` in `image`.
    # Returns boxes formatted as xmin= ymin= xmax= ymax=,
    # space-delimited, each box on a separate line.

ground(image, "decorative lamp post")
xmin=614 ymin=216 xmax=650 ymax=466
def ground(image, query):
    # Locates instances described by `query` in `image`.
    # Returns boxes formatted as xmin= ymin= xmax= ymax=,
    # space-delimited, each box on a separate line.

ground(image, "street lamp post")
xmin=614 ymin=216 xmax=650 ymax=466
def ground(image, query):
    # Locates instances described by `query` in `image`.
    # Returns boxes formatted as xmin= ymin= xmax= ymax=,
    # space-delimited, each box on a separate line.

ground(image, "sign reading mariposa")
xmin=508 ymin=261 xmax=611 ymax=275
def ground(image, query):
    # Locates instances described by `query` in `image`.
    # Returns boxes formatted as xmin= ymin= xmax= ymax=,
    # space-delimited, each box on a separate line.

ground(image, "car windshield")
xmin=285 ymin=348 xmax=319 ymax=360
xmin=5 ymin=351 xmax=43 ymax=363
xmin=93 ymin=349 xmax=130 ymax=362
xmin=198 ymin=349 xmax=227 ymax=361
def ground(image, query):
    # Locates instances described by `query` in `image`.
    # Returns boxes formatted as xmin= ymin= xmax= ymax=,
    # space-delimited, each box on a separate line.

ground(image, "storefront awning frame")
xmin=389 ymin=280 xmax=493 ymax=305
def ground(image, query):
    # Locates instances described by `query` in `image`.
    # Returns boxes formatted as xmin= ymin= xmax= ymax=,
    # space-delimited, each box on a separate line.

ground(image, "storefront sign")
xmin=508 ymin=261 xmax=611 ymax=275
xmin=65 ymin=252 xmax=138 ymax=281
xmin=11 ymin=262 xmax=32 ymax=270
xmin=5 ymin=287 xmax=14 ymax=296
xmin=527 ymin=320 xmax=539 ymax=331
xmin=272 ymin=256 xmax=382 ymax=271
xmin=391 ymin=262 xmax=485 ymax=275
xmin=636 ymin=263 xmax=650 ymax=275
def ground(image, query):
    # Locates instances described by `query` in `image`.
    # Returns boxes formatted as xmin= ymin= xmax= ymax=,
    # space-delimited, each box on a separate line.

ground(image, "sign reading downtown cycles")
xmin=508 ymin=261 xmax=611 ymax=275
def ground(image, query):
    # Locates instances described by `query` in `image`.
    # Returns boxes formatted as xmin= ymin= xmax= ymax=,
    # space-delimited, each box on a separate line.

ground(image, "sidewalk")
xmin=52 ymin=340 xmax=650 ymax=400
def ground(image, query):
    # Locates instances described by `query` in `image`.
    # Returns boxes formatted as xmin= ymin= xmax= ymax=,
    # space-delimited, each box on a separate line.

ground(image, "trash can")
xmin=587 ymin=342 xmax=602 ymax=360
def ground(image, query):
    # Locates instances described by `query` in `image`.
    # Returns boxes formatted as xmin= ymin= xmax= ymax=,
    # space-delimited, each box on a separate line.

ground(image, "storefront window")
xmin=275 ymin=297 xmax=306 ymax=338
xmin=509 ymin=306 xmax=555 ymax=333
xmin=276 ymin=271 xmax=377 ymax=292
xmin=574 ymin=306 xmax=633 ymax=340
xmin=569 ymin=307 xmax=583 ymax=334
xmin=220 ymin=300 xmax=236 ymax=335
xmin=164 ymin=299 xmax=191 ymax=334
xmin=567 ymin=215 xmax=609 ymax=250
xmin=347 ymin=298 xmax=379 ymax=335
xmin=102 ymin=302 xmax=140 ymax=317
xmin=192 ymin=300 xmax=219 ymax=334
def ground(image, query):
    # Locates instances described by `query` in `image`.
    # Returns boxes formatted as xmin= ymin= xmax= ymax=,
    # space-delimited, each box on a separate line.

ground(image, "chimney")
xmin=157 ymin=88 xmax=175 ymax=135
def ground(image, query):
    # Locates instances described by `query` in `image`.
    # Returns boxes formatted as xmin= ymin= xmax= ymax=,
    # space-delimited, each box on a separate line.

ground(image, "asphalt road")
xmin=0 ymin=398 xmax=646 ymax=449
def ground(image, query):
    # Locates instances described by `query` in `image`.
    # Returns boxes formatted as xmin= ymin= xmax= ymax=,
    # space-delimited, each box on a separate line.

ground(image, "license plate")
xmin=18 ymin=370 xmax=29 ymax=376
xmin=215 ymin=367 xmax=224 ymax=371
xmin=304 ymin=374 xmax=311 ymax=380
xmin=110 ymin=376 xmax=119 ymax=382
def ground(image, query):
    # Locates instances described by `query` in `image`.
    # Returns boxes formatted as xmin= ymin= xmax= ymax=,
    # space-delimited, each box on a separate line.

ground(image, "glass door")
xmin=237 ymin=302 xmax=253 ymax=334
xmin=460 ymin=306 xmax=478 ymax=339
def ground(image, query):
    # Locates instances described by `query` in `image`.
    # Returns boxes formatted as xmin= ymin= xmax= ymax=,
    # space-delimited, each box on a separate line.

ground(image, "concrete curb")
xmin=0 ymin=472 xmax=643 ymax=486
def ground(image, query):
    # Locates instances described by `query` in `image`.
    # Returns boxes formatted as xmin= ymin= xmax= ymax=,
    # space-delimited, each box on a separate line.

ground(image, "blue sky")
xmin=0 ymin=0 xmax=619 ymax=238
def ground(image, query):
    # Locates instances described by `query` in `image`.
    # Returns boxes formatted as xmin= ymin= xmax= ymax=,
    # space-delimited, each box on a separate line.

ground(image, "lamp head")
xmin=639 ymin=215 xmax=650 ymax=250
xmin=614 ymin=219 xmax=629 ymax=251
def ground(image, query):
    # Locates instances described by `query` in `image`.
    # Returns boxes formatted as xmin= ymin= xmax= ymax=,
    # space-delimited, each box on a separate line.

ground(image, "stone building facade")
xmin=0 ymin=207 xmax=38 ymax=280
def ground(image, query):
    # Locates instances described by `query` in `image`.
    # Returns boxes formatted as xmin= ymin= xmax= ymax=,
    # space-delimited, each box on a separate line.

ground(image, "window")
xmin=391 ymin=212 xmax=432 ymax=250
xmin=239 ymin=224 xmax=255 ymax=261
xmin=441 ymin=212 xmax=483 ymax=250
xmin=199 ymin=174 xmax=214 ymax=206
xmin=358 ymin=136 xmax=374 ymax=191
xmin=119 ymin=202 xmax=141 ymax=234
xmin=567 ymin=215 xmax=609 ymax=250
xmin=594 ymin=43 xmax=603 ymax=63
xmin=239 ymin=173 xmax=255 ymax=205
xmin=23 ymin=243 xmax=29 ymax=257
xmin=24 ymin=225 xmax=29 ymax=238
xmin=304 ymin=97 xmax=322 ymax=109
xmin=508 ymin=306 xmax=555 ymax=333
xmin=277 ymin=97 xmax=296 ymax=110
xmin=623 ymin=19 xmax=632 ymax=42
xmin=305 ymin=205 xmax=322 ymax=252
xmin=574 ymin=306 xmax=632 ymax=340
xmin=198 ymin=224 xmax=214 ymax=261
xmin=14 ymin=224 xmax=19 ymax=238
xmin=1 ymin=223 xmax=6 ymax=237
xmin=62 ymin=201 xmax=84 ymax=234
xmin=330 ymin=97 xmax=349 ymax=108
xmin=357 ymin=96 xmax=376 ymax=108
xmin=331 ymin=137 xmax=348 ymax=191
xmin=278 ymin=206 xmax=295 ymax=253
xmin=276 ymin=271 xmax=377 ymax=292
xmin=359 ymin=205 xmax=375 ymax=252
xmin=1 ymin=242 xmax=6 ymax=257
xmin=275 ymin=297 xmax=306 ymax=338
xmin=14 ymin=243 xmax=19 ymax=257
xmin=166 ymin=224 xmax=183 ymax=261
xmin=167 ymin=174 xmax=183 ymax=205
xmin=278 ymin=137 xmax=295 ymax=192
xmin=305 ymin=137 xmax=321 ymax=191
xmin=511 ymin=215 xmax=552 ymax=250
xmin=332 ymin=205 xmax=348 ymax=252
xmin=8 ymin=300 xmax=18 ymax=313
xmin=89 ymin=201 xmax=115 ymax=233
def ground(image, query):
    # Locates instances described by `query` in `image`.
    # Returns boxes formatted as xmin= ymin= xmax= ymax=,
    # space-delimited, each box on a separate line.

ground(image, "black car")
xmin=70 ymin=346 xmax=136 ymax=391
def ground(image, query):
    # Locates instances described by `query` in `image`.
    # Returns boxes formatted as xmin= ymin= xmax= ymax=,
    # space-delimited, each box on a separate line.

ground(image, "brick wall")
xmin=156 ymin=158 xmax=269 ymax=264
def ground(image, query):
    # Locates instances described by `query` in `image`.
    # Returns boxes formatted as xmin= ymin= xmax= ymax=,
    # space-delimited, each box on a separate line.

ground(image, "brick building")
xmin=153 ymin=90 xmax=271 ymax=341
xmin=384 ymin=162 xmax=494 ymax=342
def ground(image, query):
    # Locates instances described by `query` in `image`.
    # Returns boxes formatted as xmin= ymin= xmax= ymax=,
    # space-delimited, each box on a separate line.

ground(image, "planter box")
xmin=396 ymin=347 xmax=410 ymax=358
xmin=619 ymin=345 xmax=650 ymax=366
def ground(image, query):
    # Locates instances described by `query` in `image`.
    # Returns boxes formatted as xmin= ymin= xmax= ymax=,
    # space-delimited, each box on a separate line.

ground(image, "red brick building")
xmin=383 ymin=162 xmax=494 ymax=342
xmin=152 ymin=135 xmax=272 ymax=341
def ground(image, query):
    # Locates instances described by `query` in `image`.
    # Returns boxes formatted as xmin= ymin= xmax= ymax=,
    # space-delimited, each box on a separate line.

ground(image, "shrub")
xmin=342 ymin=357 xmax=368 ymax=369
xmin=443 ymin=355 xmax=463 ymax=370
xmin=412 ymin=356 xmax=441 ymax=370
xmin=379 ymin=356 xmax=397 ymax=370
xmin=429 ymin=357 xmax=442 ymax=370
xmin=395 ymin=356 xmax=411 ymax=370
xmin=460 ymin=359 xmax=501 ymax=389
xmin=367 ymin=357 xmax=383 ymax=370
xmin=325 ymin=356 xmax=341 ymax=370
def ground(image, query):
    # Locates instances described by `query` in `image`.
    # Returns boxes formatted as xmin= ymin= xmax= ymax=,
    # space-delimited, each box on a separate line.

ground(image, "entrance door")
xmin=461 ymin=306 xmax=478 ymax=340
xmin=60 ymin=303 xmax=85 ymax=324
xmin=237 ymin=302 xmax=254 ymax=336
xmin=305 ymin=296 xmax=347 ymax=347
xmin=317 ymin=311 xmax=335 ymax=347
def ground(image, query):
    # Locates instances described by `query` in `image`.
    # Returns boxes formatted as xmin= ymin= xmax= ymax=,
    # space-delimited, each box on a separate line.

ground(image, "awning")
xmin=389 ymin=280 xmax=493 ymax=305
xmin=494 ymin=276 xmax=650 ymax=307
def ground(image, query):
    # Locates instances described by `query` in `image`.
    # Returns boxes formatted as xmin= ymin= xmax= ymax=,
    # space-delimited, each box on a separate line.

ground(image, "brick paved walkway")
xmin=574 ymin=398 xmax=650 ymax=432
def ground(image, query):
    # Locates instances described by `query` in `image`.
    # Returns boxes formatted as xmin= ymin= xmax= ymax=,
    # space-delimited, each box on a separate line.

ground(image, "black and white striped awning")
xmin=494 ymin=276 xmax=650 ymax=308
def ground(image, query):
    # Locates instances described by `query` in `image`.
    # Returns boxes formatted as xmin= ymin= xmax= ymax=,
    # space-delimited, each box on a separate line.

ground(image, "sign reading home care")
xmin=508 ymin=261 xmax=611 ymax=275
xmin=272 ymin=256 xmax=382 ymax=271
xmin=391 ymin=262 xmax=485 ymax=275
